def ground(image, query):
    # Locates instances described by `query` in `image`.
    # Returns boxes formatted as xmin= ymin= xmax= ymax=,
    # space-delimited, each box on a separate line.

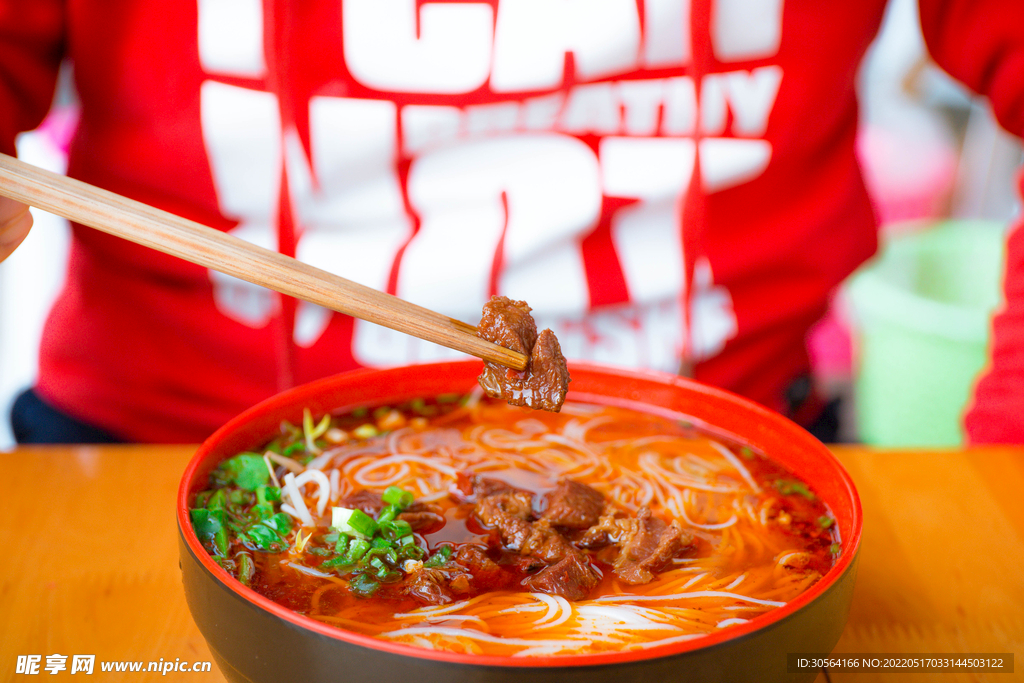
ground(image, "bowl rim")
xmin=178 ymin=360 xmax=862 ymax=668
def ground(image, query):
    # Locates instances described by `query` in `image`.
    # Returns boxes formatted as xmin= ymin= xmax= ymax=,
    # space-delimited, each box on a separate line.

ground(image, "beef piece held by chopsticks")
xmin=476 ymin=296 xmax=570 ymax=412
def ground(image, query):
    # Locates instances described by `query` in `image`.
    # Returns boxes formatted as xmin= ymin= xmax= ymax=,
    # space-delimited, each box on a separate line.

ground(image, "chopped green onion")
xmin=437 ymin=393 xmax=461 ymax=404
xmin=307 ymin=547 xmax=331 ymax=557
xmin=194 ymin=491 xmax=212 ymax=508
xmin=380 ymin=519 xmax=413 ymax=541
xmin=829 ymin=543 xmax=841 ymax=555
xmin=377 ymin=504 xmax=399 ymax=526
xmin=332 ymin=507 xmax=378 ymax=539
xmin=345 ymin=539 xmax=371 ymax=564
xmin=334 ymin=533 xmax=351 ymax=555
xmin=372 ymin=405 xmax=391 ymax=420
xmin=818 ymin=516 xmax=835 ymax=529
xmin=424 ymin=545 xmax=453 ymax=568
xmin=321 ymin=556 xmax=354 ymax=570
xmin=382 ymin=486 xmax=414 ymax=510
xmin=739 ymin=446 xmax=755 ymax=460
xmin=238 ymin=553 xmax=255 ymax=586
xmin=348 ymin=573 xmax=379 ymax=598
xmin=351 ymin=407 xmax=369 ymax=418
xmin=213 ymin=527 xmax=229 ymax=556
xmin=397 ymin=544 xmax=427 ymax=561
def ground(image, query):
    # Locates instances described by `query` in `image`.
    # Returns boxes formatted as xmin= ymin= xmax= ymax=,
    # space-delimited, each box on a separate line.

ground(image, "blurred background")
xmin=1 ymin=0 xmax=1020 ymax=449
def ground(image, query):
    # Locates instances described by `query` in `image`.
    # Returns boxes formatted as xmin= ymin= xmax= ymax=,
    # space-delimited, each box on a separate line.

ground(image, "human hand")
xmin=0 ymin=195 xmax=32 ymax=263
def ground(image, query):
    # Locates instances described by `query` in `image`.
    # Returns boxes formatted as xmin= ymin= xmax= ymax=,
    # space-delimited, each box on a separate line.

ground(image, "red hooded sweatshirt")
xmin=0 ymin=0 xmax=1022 ymax=442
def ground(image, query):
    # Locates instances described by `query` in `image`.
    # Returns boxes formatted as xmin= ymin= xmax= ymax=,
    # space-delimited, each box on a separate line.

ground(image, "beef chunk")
xmin=474 ymin=491 xmax=533 ymax=523
xmin=452 ymin=546 xmax=507 ymax=589
xmin=341 ymin=490 xmax=384 ymax=516
xmin=477 ymin=296 xmax=570 ymax=412
xmin=398 ymin=510 xmax=445 ymax=534
xmin=405 ymin=568 xmax=453 ymax=605
xmin=577 ymin=504 xmax=630 ymax=549
xmin=523 ymin=552 xmax=600 ymax=601
xmin=518 ymin=519 xmax=578 ymax=564
xmin=613 ymin=507 xmax=691 ymax=585
xmin=473 ymin=493 xmax=578 ymax=564
xmin=456 ymin=471 xmax=527 ymax=500
xmin=543 ymin=479 xmax=605 ymax=529
xmin=478 ymin=296 xmax=536 ymax=356
xmin=474 ymin=491 xmax=535 ymax=549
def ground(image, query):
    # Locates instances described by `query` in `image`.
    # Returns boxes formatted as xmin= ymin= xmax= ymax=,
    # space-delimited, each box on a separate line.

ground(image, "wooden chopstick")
xmin=0 ymin=153 xmax=528 ymax=371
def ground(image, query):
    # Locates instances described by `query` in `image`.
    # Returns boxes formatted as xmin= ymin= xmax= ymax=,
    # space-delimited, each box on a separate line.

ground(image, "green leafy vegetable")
xmin=281 ymin=441 xmax=304 ymax=456
xmin=214 ymin=453 xmax=270 ymax=491
xmin=190 ymin=508 xmax=229 ymax=556
xmin=250 ymin=502 xmax=274 ymax=522
xmin=207 ymin=489 xmax=227 ymax=511
xmin=256 ymin=485 xmax=281 ymax=504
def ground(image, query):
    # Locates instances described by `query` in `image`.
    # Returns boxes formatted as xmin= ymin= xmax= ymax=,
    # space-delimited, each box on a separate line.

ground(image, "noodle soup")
xmin=190 ymin=394 xmax=838 ymax=657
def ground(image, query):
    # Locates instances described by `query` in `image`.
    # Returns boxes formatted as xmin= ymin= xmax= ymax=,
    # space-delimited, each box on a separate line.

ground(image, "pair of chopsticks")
xmin=0 ymin=153 xmax=527 ymax=371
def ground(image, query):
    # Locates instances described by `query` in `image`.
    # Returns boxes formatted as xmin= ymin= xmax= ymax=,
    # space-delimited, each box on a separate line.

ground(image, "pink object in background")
xmin=35 ymin=104 xmax=79 ymax=156
xmin=856 ymin=123 xmax=958 ymax=226
xmin=807 ymin=295 xmax=854 ymax=385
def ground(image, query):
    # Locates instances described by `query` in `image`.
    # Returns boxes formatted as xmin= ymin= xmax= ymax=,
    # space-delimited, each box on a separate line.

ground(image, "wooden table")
xmin=2 ymin=445 xmax=1021 ymax=681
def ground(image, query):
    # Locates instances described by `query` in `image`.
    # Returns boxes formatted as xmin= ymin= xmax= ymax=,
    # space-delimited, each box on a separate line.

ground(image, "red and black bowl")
xmin=177 ymin=361 xmax=861 ymax=683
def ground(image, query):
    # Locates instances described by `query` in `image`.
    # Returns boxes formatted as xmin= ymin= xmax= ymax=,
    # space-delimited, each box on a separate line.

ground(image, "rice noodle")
xmin=594 ymin=591 xmax=787 ymax=607
xmin=232 ymin=400 xmax=835 ymax=658
xmin=711 ymin=441 xmax=762 ymax=494
xmin=266 ymin=451 xmax=304 ymax=474
xmin=381 ymin=626 xmax=582 ymax=649
xmin=292 ymin=469 xmax=332 ymax=516
xmin=281 ymin=473 xmax=315 ymax=527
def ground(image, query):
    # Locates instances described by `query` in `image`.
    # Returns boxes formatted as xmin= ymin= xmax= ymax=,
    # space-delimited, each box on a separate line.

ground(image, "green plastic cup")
xmin=845 ymin=220 xmax=1007 ymax=446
